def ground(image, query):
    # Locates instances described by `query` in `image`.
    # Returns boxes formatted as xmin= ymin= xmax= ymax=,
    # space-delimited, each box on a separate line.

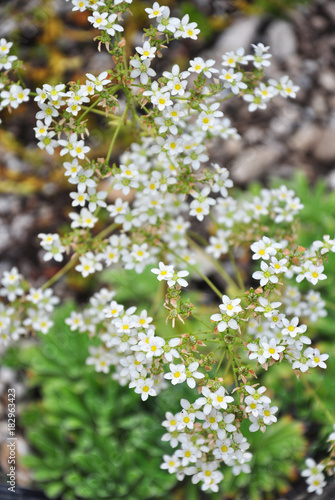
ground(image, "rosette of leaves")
xmin=14 ymin=303 xmax=176 ymax=500
xmin=220 ymin=417 xmax=306 ymax=500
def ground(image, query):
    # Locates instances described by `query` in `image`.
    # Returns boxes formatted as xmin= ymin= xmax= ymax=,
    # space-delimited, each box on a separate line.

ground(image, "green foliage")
xmin=250 ymin=0 xmax=311 ymax=17
xmin=16 ymin=303 xmax=177 ymax=500
xmin=5 ymin=174 xmax=335 ymax=500
xmin=221 ymin=417 xmax=306 ymax=500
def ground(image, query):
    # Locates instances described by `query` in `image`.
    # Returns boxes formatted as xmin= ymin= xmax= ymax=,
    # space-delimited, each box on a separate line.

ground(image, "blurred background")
xmin=0 ymin=0 xmax=335 ymax=499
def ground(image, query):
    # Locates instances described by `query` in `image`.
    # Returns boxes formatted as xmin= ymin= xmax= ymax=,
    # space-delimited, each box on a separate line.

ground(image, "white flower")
xmin=105 ymin=13 xmax=123 ymax=36
xmin=0 ymin=38 xmax=13 ymax=55
xmin=175 ymin=14 xmax=200 ymax=40
xmin=219 ymin=295 xmax=242 ymax=316
xmin=301 ymin=458 xmax=325 ymax=478
xmin=75 ymin=252 xmax=102 ymax=277
xmin=190 ymin=187 xmax=216 ymax=221
xmin=156 ymin=7 xmax=180 ymax=33
xmin=188 ymin=57 xmax=218 ymax=78
xmin=282 ymin=317 xmax=307 ymax=338
xmin=247 ymin=341 xmax=267 ymax=366
xmin=164 ymin=338 xmax=181 ymax=363
xmin=130 ymin=58 xmax=156 ymax=84
xmin=162 ymin=64 xmax=189 ymax=96
xmin=210 ymin=313 xmax=238 ymax=333
xmin=261 ymin=405 xmax=278 ymax=425
xmin=151 ymin=262 xmax=174 ymax=281
xmin=305 ymin=263 xmax=327 ymax=285
xmin=305 ymin=347 xmax=329 ymax=369
xmin=176 ymin=399 xmax=196 ymax=429
xmin=255 ymin=297 xmax=281 ymax=318
xmin=35 ymin=103 xmax=59 ymax=126
xmin=87 ymin=11 xmax=108 ymax=29
xmin=312 ymin=235 xmax=335 ymax=255
xmin=145 ymin=2 xmax=165 ymax=18
xmin=164 ymin=363 xmax=187 ymax=385
xmin=245 ymin=385 xmax=271 ymax=404
xmin=131 ymin=377 xmax=157 ymax=401
xmin=250 ymin=236 xmax=278 ymax=260
xmin=195 ymin=386 xmax=215 ymax=415
xmin=212 ymin=386 xmax=234 ymax=410
xmin=261 ymin=338 xmax=285 ymax=361
xmin=222 ymin=47 xmax=249 ymax=67
xmin=248 ymin=43 xmax=272 ymax=69
xmin=206 ymin=230 xmax=230 ymax=258
xmin=136 ymin=41 xmax=157 ymax=60
xmin=86 ymin=71 xmax=109 ymax=91
xmin=151 ymin=90 xmax=172 ymax=111
xmin=270 ymin=257 xmax=288 ymax=274
xmin=185 ymin=361 xmax=204 ymax=388
xmin=167 ymin=270 xmax=189 ymax=288
xmin=252 ymin=261 xmax=279 ymax=287
xmin=160 ymin=454 xmax=181 ymax=474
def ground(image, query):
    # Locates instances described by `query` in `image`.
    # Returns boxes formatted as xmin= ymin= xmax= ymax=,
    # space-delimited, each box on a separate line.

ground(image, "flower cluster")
xmin=301 ymin=459 xmax=327 ymax=496
xmin=0 ymin=38 xmax=30 ymax=122
xmin=245 ymin=233 xmax=333 ymax=375
xmin=1 ymin=0 xmax=333 ymax=496
xmin=0 ymin=267 xmax=59 ymax=346
xmin=160 ymin=382 xmax=278 ymax=492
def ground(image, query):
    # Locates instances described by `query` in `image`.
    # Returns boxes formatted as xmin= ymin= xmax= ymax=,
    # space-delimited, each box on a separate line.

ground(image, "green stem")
xmin=218 ymin=92 xmax=234 ymax=103
xmin=150 ymin=279 xmax=166 ymax=316
xmin=192 ymin=314 xmax=212 ymax=330
xmin=187 ymin=230 xmax=208 ymax=247
xmin=42 ymin=255 xmax=79 ymax=290
xmin=166 ymin=245 xmax=223 ymax=299
xmin=94 ymin=221 xmax=119 ymax=241
xmin=76 ymin=98 xmax=101 ymax=123
xmin=228 ymin=247 xmax=245 ymax=291
xmin=228 ymin=347 xmax=239 ymax=387
xmin=214 ymin=349 xmax=226 ymax=378
xmin=222 ymin=357 xmax=232 ymax=379
xmin=80 ymin=106 xmax=125 ymax=122
xmin=42 ymin=222 xmax=119 ymax=290
xmin=186 ymin=235 xmax=240 ymax=294
xmin=105 ymin=105 xmax=128 ymax=165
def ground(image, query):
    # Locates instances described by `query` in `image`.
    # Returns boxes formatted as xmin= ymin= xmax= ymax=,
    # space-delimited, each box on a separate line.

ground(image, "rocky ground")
xmin=0 ymin=0 xmax=335 ymax=498
xmin=205 ymin=0 xmax=335 ymax=185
